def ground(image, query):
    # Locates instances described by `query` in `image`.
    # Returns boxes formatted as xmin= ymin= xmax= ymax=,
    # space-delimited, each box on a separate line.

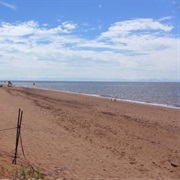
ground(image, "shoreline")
xmin=19 ymin=86 xmax=180 ymax=110
xmin=0 ymin=86 xmax=180 ymax=179
xmin=1 ymin=81 xmax=179 ymax=109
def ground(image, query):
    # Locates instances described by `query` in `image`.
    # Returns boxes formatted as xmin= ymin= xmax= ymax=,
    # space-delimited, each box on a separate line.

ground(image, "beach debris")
xmin=111 ymin=95 xmax=118 ymax=101
xmin=46 ymin=166 xmax=67 ymax=177
xmin=54 ymin=166 xmax=67 ymax=174
xmin=171 ymin=163 xmax=178 ymax=167
xmin=47 ymin=171 xmax=54 ymax=176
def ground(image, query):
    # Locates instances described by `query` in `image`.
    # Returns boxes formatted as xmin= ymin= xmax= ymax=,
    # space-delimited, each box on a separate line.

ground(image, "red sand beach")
xmin=0 ymin=86 xmax=180 ymax=179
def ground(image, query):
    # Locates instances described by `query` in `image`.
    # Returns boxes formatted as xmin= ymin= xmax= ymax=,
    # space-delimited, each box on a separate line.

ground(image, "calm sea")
xmin=1 ymin=81 xmax=180 ymax=109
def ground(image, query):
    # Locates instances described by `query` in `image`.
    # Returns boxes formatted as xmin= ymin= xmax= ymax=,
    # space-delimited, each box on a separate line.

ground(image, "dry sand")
xmin=0 ymin=86 xmax=180 ymax=179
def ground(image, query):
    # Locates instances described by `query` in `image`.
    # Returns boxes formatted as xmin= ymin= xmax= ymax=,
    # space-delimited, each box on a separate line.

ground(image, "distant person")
xmin=32 ymin=83 xmax=36 ymax=88
xmin=8 ymin=81 xmax=12 ymax=87
xmin=114 ymin=95 xmax=118 ymax=101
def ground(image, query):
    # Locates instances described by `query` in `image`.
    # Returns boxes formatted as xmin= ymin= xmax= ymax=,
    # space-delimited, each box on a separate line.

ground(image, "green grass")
xmin=13 ymin=165 xmax=44 ymax=180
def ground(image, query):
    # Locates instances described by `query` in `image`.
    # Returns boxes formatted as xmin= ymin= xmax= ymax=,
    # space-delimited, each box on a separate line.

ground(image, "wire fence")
xmin=0 ymin=108 xmax=46 ymax=178
xmin=0 ymin=108 xmax=70 ymax=179
xmin=0 ymin=127 xmax=17 ymax=132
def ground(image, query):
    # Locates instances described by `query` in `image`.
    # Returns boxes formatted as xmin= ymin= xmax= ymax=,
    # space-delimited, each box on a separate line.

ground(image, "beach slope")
xmin=0 ymin=87 xmax=179 ymax=179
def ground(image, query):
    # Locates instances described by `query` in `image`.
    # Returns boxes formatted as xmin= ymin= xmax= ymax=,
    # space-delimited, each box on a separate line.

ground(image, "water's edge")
xmin=1 ymin=81 xmax=179 ymax=110
xmin=24 ymin=86 xmax=180 ymax=110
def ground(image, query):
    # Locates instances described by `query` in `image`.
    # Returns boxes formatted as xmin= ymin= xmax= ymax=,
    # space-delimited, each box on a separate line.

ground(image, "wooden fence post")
xmin=12 ymin=109 xmax=23 ymax=164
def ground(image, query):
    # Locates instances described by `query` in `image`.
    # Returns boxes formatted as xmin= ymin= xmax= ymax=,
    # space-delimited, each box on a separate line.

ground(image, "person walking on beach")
xmin=32 ymin=83 xmax=36 ymax=88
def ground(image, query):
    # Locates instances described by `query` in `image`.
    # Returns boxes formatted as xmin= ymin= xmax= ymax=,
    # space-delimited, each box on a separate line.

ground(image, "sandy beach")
xmin=0 ymin=86 xmax=180 ymax=179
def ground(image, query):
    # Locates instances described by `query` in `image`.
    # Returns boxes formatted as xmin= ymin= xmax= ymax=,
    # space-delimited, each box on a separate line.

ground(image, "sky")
xmin=0 ymin=0 xmax=179 ymax=81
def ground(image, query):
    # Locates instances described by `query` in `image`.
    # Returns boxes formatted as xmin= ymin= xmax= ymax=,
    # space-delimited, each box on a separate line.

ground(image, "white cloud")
xmin=158 ymin=16 xmax=172 ymax=22
xmin=0 ymin=21 xmax=37 ymax=36
xmin=62 ymin=21 xmax=78 ymax=32
xmin=99 ymin=18 xmax=173 ymax=39
xmin=0 ymin=0 xmax=16 ymax=10
xmin=0 ymin=21 xmax=78 ymax=37
xmin=0 ymin=18 xmax=179 ymax=81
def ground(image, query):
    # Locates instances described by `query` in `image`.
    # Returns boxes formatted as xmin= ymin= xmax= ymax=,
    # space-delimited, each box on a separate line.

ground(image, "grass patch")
xmin=13 ymin=165 xmax=44 ymax=180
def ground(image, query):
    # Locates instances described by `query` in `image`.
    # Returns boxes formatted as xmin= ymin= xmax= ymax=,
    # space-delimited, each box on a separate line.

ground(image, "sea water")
xmin=1 ymin=81 xmax=180 ymax=109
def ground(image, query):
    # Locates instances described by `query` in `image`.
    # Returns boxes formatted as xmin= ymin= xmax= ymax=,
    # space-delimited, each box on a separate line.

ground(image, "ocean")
xmin=1 ymin=81 xmax=180 ymax=109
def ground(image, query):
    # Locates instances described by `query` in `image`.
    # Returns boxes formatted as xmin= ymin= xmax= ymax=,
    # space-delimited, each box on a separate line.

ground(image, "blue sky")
xmin=0 ymin=0 xmax=179 ymax=81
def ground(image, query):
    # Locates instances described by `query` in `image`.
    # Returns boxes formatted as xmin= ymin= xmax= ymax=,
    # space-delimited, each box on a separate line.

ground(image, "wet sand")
xmin=0 ymin=86 xmax=180 ymax=179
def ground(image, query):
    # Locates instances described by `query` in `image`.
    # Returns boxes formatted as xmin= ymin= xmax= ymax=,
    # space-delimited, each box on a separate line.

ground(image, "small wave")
xmin=13 ymin=82 xmax=180 ymax=110
xmin=115 ymin=98 xmax=180 ymax=110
